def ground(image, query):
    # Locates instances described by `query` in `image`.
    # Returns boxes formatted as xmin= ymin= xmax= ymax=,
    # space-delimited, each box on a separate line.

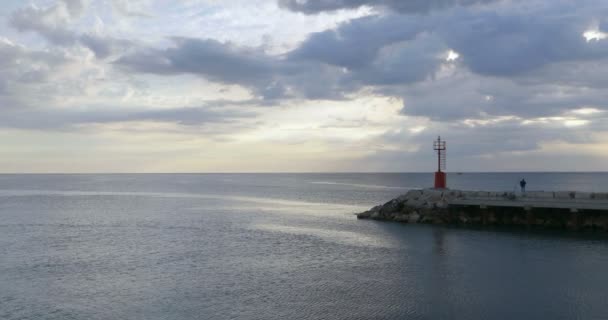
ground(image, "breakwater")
xmin=357 ymin=189 xmax=608 ymax=231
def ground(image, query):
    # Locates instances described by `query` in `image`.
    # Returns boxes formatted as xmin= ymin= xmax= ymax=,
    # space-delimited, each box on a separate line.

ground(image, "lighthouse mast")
xmin=433 ymin=136 xmax=447 ymax=189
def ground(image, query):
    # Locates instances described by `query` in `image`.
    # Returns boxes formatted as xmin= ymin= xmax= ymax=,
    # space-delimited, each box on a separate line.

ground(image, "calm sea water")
xmin=1 ymin=173 xmax=608 ymax=319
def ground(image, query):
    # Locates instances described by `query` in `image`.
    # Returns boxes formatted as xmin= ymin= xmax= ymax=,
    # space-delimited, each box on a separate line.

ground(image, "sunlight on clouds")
xmin=520 ymin=108 xmax=601 ymax=128
xmin=522 ymin=116 xmax=590 ymax=128
xmin=409 ymin=126 xmax=426 ymax=134
xmin=445 ymin=50 xmax=460 ymax=61
xmin=234 ymin=96 xmax=405 ymax=143
xmin=569 ymin=107 xmax=603 ymax=115
xmin=583 ymin=29 xmax=607 ymax=42
xmin=462 ymin=116 xmax=518 ymax=128
xmin=539 ymin=140 xmax=608 ymax=158
xmin=563 ymin=119 xmax=589 ymax=127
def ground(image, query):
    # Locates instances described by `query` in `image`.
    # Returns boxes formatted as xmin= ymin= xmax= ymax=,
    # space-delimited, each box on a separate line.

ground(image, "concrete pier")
xmin=449 ymin=190 xmax=608 ymax=211
xmin=357 ymin=189 xmax=608 ymax=231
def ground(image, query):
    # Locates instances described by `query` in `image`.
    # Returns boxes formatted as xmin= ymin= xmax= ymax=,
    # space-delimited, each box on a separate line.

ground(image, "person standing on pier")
xmin=520 ymin=179 xmax=527 ymax=194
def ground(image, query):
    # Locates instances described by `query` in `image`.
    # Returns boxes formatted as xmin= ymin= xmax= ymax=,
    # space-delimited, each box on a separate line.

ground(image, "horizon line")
xmin=0 ymin=171 xmax=607 ymax=175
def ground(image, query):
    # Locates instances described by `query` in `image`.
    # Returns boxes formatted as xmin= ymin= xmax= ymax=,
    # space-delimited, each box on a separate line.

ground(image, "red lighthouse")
xmin=433 ymin=136 xmax=447 ymax=189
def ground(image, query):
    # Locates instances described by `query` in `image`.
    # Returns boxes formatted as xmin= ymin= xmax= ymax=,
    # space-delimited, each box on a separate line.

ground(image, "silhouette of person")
xmin=520 ymin=179 xmax=527 ymax=193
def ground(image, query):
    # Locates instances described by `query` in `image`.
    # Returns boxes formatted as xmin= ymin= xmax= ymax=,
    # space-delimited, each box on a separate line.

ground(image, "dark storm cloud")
xmin=117 ymin=38 xmax=278 ymax=83
xmin=278 ymin=0 xmax=497 ymax=14
xmin=288 ymin=14 xmax=428 ymax=68
xmin=116 ymin=16 xmax=445 ymax=100
xmin=116 ymin=37 xmax=358 ymax=100
xmin=115 ymin=37 xmax=296 ymax=100
xmin=436 ymin=6 xmax=608 ymax=76
xmin=391 ymin=68 xmax=608 ymax=122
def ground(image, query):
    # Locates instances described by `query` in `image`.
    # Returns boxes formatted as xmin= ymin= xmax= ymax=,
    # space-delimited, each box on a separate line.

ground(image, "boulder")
xmin=379 ymin=199 xmax=404 ymax=215
xmin=370 ymin=211 xmax=381 ymax=219
xmin=408 ymin=212 xmax=421 ymax=223
xmin=435 ymin=199 xmax=449 ymax=209
xmin=421 ymin=189 xmax=444 ymax=202
xmin=406 ymin=199 xmax=426 ymax=208
xmin=405 ymin=189 xmax=423 ymax=198
xmin=393 ymin=214 xmax=410 ymax=223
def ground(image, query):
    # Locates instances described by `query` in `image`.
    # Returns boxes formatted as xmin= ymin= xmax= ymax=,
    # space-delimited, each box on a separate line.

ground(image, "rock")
xmin=408 ymin=212 xmax=421 ymax=223
xmin=406 ymin=199 xmax=426 ymax=208
xmin=420 ymin=215 xmax=434 ymax=223
xmin=357 ymin=188 xmax=608 ymax=233
xmin=393 ymin=214 xmax=410 ymax=222
xmin=435 ymin=199 xmax=449 ymax=209
xmin=422 ymin=189 xmax=444 ymax=202
xmin=370 ymin=211 xmax=381 ymax=219
xmin=405 ymin=189 xmax=423 ymax=198
xmin=357 ymin=205 xmax=381 ymax=219
xmin=379 ymin=199 xmax=403 ymax=216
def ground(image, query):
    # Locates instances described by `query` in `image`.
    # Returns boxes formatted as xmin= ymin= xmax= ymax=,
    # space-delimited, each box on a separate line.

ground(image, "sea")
xmin=1 ymin=172 xmax=608 ymax=319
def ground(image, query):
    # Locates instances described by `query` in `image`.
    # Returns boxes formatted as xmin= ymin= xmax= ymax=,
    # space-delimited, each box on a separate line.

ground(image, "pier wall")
xmin=357 ymin=189 xmax=608 ymax=231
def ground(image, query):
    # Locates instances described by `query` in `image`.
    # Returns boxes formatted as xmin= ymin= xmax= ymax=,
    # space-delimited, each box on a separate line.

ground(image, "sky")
xmin=1 ymin=0 xmax=608 ymax=173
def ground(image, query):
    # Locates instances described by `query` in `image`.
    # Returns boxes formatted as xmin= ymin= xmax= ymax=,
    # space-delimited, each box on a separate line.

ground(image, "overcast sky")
xmin=1 ymin=0 xmax=607 ymax=172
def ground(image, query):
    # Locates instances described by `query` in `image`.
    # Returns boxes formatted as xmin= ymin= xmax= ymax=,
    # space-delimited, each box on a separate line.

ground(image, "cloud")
xmin=4 ymin=0 xmax=608 ymax=172
xmin=288 ymin=14 xmax=428 ymax=68
xmin=9 ymin=1 xmax=132 ymax=58
xmin=115 ymin=37 xmax=354 ymax=100
xmin=61 ymin=0 xmax=87 ymax=17
xmin=110 ymin=0 xmax=152 ymax=17
xmin=278 ymin=0 xmax=498 ymax=14
xmin=10 ymin=2 xmax=78 ymax=45
xmin=0 ymin=104 xmax=256 ymax=130
xmin=285 ymin=1 xmax=608 ymax=121
xmin=356 ymin=112 xmax=604 ymax=171
xmin=79 ymin=33 xmax=132 ymax=59
xmin=0 ymin=37 xmax=71 ymax=87
xmin=115 ymin=37 xmax=287 ymax=98
xmin=436 ymin=5 xmax=608 ymax=76
xmin=116 ymin=15 xmax=446 ymax=100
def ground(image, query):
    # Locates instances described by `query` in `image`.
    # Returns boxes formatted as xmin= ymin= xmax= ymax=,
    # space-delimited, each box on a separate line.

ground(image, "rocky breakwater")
xmin=357 ymin=189 xmax=608 ymax=231
xmin=357 ymin=189 xmax=455 ymax=224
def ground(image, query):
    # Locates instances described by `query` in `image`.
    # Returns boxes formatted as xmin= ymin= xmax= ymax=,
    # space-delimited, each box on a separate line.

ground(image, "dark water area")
xmin=1 ymin=173 xmax=608 ymax=319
